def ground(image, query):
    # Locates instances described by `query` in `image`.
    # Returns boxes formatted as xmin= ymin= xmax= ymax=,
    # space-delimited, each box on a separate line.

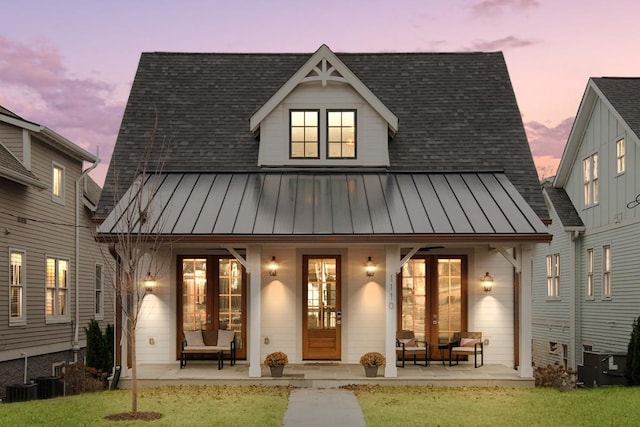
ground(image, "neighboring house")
xmin=96 ymin=45 xmax=550 ymax=379
xmin=532 ymin=77 xmax=640 ymax=371
xmin=0 ymin=106 xmax=112 ymax=395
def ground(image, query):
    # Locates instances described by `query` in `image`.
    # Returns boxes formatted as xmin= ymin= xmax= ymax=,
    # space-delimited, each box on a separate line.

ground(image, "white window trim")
xmin=9 ymin=249 xmax=27 ymax=326
xmin=95 ymin=263 xmax=104 ymax=320
xmin=45 ymin=255 xmax=71 ymax=323
xmin=546 ymin=254 xmax=560 ymax=299
xmin=602 ymin=245 xmax=612 ymax=300
xmin=583 ymin=153 xmax=598 ymax=207
xmin=52 ymin=162 xmax=66 ymax=205
xmin=616 ymin=137 xmax=625 ymax=175
xmin=586 ymin=248 xmax=594 ymax=300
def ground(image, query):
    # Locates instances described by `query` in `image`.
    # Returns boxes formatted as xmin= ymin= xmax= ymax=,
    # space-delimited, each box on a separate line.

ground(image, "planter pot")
xmin=270 ymin=365 xmax=285 ymax=377
xmin=364 ymin=366 xmax=379 ymax=377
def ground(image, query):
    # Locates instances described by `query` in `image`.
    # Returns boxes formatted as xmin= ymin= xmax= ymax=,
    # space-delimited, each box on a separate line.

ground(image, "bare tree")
xmin=97 ymin=120 xmax=171 ymax=415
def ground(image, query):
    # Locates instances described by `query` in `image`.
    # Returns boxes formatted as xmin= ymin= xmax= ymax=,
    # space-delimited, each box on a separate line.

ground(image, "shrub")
xmin=534 ymin=362 xmax=576 ymax=390
xmin=60 ymin=362 xmax=108 ymax=395
xmin=84 ymin=320 xmax=114 ymax=376
xmin=625 ymin=316 xmax=640 ymax=385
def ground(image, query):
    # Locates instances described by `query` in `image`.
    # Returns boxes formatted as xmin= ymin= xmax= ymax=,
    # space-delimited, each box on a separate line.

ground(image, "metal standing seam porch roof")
xmin=98 ymin=172 xmax=550 ymax=243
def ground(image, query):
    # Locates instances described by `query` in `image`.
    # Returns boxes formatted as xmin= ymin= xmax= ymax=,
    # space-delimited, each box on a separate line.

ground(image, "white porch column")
xmin=518 ymin=245 xmax=533 ymax=378
xmin=384 ymin=245 xmax=400 ymax=378
xmin=247 ymin=245 xmax=262 ymax=377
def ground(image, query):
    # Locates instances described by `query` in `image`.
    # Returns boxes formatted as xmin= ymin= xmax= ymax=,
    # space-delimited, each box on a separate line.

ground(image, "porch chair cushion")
xmin=184 ymin=330 xmax=205 ymax=347
xmin=217 ymin=329 xmax=236 ymax=347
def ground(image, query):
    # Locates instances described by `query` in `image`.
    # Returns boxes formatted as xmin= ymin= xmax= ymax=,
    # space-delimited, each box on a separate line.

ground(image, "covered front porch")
xmin=118 ymin=361 xmax=533 ymax=389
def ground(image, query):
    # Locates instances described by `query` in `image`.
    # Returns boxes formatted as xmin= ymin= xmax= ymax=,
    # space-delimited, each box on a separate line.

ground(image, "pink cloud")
xmin=466 ymin=36 xmax=537 ymax=51
xmin=525 ymin=117 xmax=573 ymax=158
xmin=472 ymin=0 xmax=540 ymax=15
xmin=0 ymin=35 xmax=122 ymax=181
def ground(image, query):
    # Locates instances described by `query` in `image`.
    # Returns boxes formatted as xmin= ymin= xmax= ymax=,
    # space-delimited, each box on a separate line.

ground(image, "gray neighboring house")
xmin=97 ymin=45 xmax=550 ymax=379
xmin=532 ymin=77 xmax=640 ymax=372
xmin=0 ymin=106 xmax=113 ymax=396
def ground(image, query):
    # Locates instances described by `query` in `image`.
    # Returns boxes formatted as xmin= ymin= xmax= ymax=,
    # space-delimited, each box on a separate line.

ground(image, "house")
xmin=532 ymin=77 xmax=640 ymax=373
xmin=96 ymin=45 xmax=550 ymax=379
xmin=0 ymin=106 xmax=113 ymax=394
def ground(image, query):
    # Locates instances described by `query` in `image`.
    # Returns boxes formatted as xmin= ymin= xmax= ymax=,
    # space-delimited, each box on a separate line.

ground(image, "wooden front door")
xmin=398 ymin=256 xmax=467 ymax=359
xmin=303 ymin=256 xmax=341 ymax=360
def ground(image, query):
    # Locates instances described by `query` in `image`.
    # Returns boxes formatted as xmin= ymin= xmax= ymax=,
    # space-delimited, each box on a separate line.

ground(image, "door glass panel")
xmin=307 ymin=258 xmax=337 ymax=330
xmin=437 ymin=259 xmax=462 ymax=344
xmin=182 ymin=258 xmax=207 ymax=331
xmin=219 ymin=259 xmax=242 ymax=349
xmin=401 ymin=259 xmax=426 ymax=342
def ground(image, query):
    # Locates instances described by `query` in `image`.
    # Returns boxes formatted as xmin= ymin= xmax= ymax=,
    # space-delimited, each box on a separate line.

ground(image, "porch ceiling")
xmin=97 ymin=172 xmax=550 ymax=242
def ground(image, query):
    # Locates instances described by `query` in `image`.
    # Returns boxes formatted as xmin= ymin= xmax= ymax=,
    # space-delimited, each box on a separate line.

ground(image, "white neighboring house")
xmin=96 ymin=45 xmax=550 ymax=379
xmin=532 ymin=77 xmax=640 ymax=373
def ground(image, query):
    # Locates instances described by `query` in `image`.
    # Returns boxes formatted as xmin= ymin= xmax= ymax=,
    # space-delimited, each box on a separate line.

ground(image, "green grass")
xmin=0 ymin=385 xmax=290 ymax=427
xmin=352 ymin=385 xmax=640 ymax=426
xmin=3 ymin=385 xmax=640 ymax=426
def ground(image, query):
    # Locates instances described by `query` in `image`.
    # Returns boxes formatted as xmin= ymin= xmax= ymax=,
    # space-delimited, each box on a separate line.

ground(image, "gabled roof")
xmin=543 ymin=185 xmax=584 ymax=229
xmin=98 ymin=48 xmax=545 ymax=222
xmin=250 ymin=44 xmax=398 ymax=134
xmin=555 ymin=77 xmax=640 ymax=187
xmin=0 ymin=142 xmax=47 ymax=189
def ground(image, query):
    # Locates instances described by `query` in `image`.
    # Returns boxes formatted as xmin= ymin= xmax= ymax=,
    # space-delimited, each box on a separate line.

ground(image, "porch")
xmin=118 ymin=362 xmax=533 ymax=389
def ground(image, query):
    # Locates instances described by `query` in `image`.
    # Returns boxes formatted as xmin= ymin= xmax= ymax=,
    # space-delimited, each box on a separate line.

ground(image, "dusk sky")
xmin=1 ymin=0 xmax=639 ymax=185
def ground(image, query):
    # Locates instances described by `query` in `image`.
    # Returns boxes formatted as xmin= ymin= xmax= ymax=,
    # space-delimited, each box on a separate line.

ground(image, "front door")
xmin=398 ymin=256 xmax=467 ymax=359
xmin=303 ymin=256 xmax=341 ymax=360
xmin=178 ymin=256 xmax=247 ymax=359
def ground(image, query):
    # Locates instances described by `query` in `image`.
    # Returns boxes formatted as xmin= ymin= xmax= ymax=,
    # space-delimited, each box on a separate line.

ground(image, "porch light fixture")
xmin=268 ymin=256 xmax=278 ymax=277
xmin=143 ymin=272 xmax=156 ymax=293
xmin=365 ymin=256 xmax=376 ymax=277
xmin=481 ymin=272 xmax=494 ymax=292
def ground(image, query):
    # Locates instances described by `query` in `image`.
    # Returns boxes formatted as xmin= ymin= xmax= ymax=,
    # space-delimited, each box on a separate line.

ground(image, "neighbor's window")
xmin=327 ymin=110 xmax=356 ymax=158
xmin=52 ymin=163 xmax=65 ymax=203
xmin=586 ymin=249 xmax=594 ymax=299
xmin=616 ymin=138 xmax=625 ymax=174
xmin=290 ymin=110 xmax=319 ymax=158
xmin=583 ymin=153 xmax=598 ymax=206
xmin=546 ymin=254 xmax=560 ymax=297
xmin=95 ymin=264 xmax=103 ymax=318
xmin=46 ymin=257 xmax=69 ymax=320
xmin=603 ymin=245 xmax=611 ymax=299
xmin=10 ymin=250 xmax=26 ymax=324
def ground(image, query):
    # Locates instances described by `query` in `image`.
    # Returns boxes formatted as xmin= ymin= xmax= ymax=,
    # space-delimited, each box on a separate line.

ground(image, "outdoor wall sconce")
xmin=481 ymin=272 xmax=494 ymax=292
xmin=268 ymin=256 xmax=278 ymax=277
xmin=143 ymin=272 xmax=156 ymax=293
xmin=365 ymin=256 xmax=376 ymax=277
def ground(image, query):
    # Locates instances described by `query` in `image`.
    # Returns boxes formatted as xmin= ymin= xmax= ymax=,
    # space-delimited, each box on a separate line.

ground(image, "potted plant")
xmin=360 ymin=351 xmax=386 ymax=377
xmin=264 ymin=351 xmax=288 ymax=377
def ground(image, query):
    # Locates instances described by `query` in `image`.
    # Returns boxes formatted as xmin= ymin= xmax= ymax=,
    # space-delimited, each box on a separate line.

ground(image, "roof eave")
xmin=0 ymin=166 xmax=48 ymax=189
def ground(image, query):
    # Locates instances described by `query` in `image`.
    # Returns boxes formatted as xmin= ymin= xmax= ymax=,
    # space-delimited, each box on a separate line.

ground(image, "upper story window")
xmin=95 ymin=264 xmax=104 ymax=318
xmin=603 ymin=245 xmax=611 ymax=299
xmin=546 ymin=254 xmax=560 ymax=298
xmin=46 ymin=256 xmax=69 ymax=321
xmin=10 ymin=250 xmax=26 ymax=324
xmin=52 ymin=163 xmax=65 ymax=204
xmin=290 ymin=110 xmax=319 ymax=158
xmin=583 ymin=153 xmax=598 ymax=206
xmin=586 ymin=248 xmax=594 ymax=299
xmin=327 ymin=110 xmax=356 ymax=158
xmin=616 ymin=138 xmax=625 ymax=174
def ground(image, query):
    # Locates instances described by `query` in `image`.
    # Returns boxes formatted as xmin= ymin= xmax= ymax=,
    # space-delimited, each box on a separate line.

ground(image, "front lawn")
xmin=350 ymin=385 xmax=640 ymax=426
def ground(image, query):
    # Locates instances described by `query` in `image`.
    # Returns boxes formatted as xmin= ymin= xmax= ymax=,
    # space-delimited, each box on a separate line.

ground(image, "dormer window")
xmin=328 ymin=110 xmax=356 ymax=158
xmin=290 ymin=110 xmax=319 ymax=158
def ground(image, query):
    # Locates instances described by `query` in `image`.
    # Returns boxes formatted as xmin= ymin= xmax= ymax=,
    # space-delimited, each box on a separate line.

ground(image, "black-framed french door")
xmin=177 ymin=256 xmax=247 ymax=359
xmin=398 ymin=256 xmax=467 ymax=356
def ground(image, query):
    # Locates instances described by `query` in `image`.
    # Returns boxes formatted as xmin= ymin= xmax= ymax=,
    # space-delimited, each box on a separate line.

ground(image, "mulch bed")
xmin=104 ymin=412 xmax=163 ymax=422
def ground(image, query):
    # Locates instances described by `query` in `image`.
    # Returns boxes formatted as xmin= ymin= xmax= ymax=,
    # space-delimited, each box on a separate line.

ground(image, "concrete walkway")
xmin=283 ymin=388 xmax=366 ymax=427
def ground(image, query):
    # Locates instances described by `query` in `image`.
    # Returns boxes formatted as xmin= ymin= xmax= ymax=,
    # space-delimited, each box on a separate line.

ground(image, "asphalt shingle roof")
xmin=544 ymin=186 xmax=584 ymax=228
xmin=592 ymin=77 xmax=640 ymax=139
xmin=0 ymin=143 xmax=40 ymax=182
xmin=97 ymin=50 xmax=546 ymax=221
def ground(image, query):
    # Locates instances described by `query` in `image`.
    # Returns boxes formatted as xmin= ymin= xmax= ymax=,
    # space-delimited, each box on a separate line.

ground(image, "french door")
xmin=302 ymin=256 xmax=341 ymax=360
xmin=398 ymin=256 xmax=467 ymax=356
xmin=178 ymin=256 xmax=246 ymax=359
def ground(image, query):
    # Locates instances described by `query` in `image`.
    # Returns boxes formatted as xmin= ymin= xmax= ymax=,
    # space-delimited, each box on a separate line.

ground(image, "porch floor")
xmin=118 ymin=361 xmax=533 ymax=389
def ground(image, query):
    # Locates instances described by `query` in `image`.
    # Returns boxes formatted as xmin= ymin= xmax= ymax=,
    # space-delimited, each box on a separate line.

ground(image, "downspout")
xmin=570 ymin=229 xmax=583 ymax=369
xmin=73 ymin=153 xmax=100 ymax=362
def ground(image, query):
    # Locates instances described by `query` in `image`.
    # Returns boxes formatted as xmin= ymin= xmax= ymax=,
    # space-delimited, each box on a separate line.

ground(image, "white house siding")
xmin=258 ymin=82 xmax=389 ymax=167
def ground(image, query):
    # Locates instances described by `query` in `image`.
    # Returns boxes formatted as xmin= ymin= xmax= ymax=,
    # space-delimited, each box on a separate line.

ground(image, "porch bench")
xmin=181 ymin=329 xmax=236 ymax=369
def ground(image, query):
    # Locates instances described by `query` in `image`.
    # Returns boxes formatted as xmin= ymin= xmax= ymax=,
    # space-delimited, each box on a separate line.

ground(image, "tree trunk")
xmin=131 ymin=325 xmax=138 ymax=413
